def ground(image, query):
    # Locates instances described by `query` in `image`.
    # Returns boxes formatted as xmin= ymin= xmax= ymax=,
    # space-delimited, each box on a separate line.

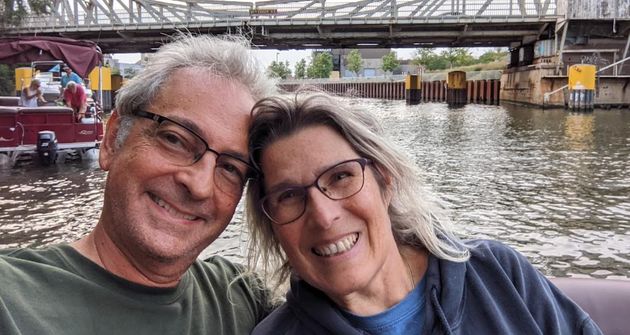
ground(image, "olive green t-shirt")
xmin=0 ymin=245 xmax=271 ymax=334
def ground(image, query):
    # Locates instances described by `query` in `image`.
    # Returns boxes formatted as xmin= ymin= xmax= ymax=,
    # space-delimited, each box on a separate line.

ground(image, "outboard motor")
xmin=85 ymin=103 xmax=97 ymax=119
xmin=37 ymin=130 xmax=58 ymax=166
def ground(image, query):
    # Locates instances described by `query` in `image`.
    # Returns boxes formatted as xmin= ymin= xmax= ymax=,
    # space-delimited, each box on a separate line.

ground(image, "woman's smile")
xmin=312 ymin=232 xmax=359 ymax=257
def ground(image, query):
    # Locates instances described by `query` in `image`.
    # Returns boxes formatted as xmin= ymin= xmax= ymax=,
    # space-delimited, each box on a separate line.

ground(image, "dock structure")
xmin=279 ymin=73 xmax=501 ymax=106
xmin=501 ymin=0 xmax=630 ymax=108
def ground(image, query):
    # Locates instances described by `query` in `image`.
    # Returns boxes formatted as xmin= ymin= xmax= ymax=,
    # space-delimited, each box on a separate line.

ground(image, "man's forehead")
xmin=151 ymin=70 xmax=254 ymax=142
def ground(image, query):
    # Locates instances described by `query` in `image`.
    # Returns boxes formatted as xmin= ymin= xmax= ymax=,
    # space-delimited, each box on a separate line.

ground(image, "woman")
xmin=245 ymin=91 xmax=602 ymax=334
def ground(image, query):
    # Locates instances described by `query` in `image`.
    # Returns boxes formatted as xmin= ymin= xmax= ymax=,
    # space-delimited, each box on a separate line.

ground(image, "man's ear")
xmin=99 ymin=110 xmax=122 ymax=171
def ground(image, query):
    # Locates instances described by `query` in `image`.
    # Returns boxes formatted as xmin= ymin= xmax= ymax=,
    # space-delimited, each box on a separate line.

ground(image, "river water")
xmin=1 ymin=100 xmax=629 ymax=279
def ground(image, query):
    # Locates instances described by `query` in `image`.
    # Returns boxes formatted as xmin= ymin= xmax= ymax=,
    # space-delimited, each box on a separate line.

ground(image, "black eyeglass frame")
xmin=132 ymin=110 xmax=256 ymax=179
xmin=261 ymin=157 xmax=372 ymax=225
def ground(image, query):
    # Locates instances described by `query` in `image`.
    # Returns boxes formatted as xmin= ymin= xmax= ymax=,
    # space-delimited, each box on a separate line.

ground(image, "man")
xmin=60 ymin=64 xmax=84 ymax=88
xmin=63 ymin=80 xmax=88 ymax=121
xmin=19 ymin=78 xmax=47 ymax=107
xmin=0 ymin=35 xmax=276 ymax=334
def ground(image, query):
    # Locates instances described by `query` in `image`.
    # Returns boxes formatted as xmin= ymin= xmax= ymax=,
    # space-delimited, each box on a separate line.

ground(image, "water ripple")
xmin=1 ymin=102 xmax=628 ymax=279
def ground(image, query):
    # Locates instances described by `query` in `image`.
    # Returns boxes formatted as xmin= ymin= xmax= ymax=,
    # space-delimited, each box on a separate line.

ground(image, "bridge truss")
xmin=1 ymin=0 xmax=558 ymax=52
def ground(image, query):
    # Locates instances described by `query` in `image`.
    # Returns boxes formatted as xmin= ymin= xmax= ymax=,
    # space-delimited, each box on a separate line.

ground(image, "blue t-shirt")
xmin=341 ymin=276 xmax=426 ymax=334
xmin=61 ymin=72 xmax=83 ymax=87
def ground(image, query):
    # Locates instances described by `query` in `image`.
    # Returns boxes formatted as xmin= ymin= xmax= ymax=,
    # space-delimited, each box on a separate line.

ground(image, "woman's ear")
xmin=372 ymin=162 xmax=394 ymax=203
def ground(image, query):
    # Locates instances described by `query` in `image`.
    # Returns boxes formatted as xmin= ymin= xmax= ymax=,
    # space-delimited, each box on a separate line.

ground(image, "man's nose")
xmin=174 ymin=153 xmax=218 ymax=200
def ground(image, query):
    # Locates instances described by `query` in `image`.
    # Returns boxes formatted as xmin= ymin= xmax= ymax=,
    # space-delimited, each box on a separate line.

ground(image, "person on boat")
xmin=0 ymin=34 xmax=276 ymax=335
xmin=19 ymin=79 xmax=46 ymax=107
xmin=63 ymin=80 xmax=88 ymax=122
xmin=60 ymin=64 xmax=83 ymax=88
xmin=245 ymin=91 xmax=603 ymax=335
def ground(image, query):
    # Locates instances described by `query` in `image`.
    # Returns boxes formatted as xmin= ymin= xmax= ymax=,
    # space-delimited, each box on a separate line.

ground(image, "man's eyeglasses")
xmin=132 ymin=110 xmax=253 ymax=197
xmin=261 ymin=158 xmax=371 ymax=225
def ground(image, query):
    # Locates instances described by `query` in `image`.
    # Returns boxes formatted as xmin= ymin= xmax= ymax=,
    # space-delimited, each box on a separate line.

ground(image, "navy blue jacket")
xmin=252 ymin=240 xmax=603 ymax=334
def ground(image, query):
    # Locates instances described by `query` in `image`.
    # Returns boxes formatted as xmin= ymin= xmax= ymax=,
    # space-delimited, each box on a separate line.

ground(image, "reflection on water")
xmin=0 ymin=162 xmax=105 ymax=248
xmin=1 ymin=102 xmax=629 ymax=279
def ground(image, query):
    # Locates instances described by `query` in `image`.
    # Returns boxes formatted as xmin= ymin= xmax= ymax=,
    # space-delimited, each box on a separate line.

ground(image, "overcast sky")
xmin=113 ymin=47 xmax=496 ymax=70
xmin=112 ymin=48 xmax=418 ymax=69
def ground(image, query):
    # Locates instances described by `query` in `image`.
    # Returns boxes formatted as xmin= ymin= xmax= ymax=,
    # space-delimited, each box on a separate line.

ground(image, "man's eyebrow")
xmin=170 ymin=115 xmax=250 ymax=162
xmin=170 ymin=116 xmax=203 ymax=137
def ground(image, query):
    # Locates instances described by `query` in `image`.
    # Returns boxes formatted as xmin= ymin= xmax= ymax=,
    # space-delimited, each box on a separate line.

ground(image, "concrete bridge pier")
xmin=501 ymin=1 xmax=630 ymax=108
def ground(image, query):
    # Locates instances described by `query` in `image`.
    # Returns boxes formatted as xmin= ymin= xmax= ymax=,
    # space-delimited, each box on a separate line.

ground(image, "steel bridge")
xmin=1 ymin=0 xmax=558 ymax=53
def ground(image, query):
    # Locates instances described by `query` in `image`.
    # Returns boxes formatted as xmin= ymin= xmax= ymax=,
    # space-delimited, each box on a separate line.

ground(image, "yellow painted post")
xmin=14 ymin=67 xmax=33 ymax=94
xmin=405 ymin=74 xmax=421 ymax=104
xmin=447 ymin=71 xmax=467 ymax=106
xmin=88 ymin=67 xmax=114 ymax=112
xmin=568 ymin=64 xmax=596 ymax=111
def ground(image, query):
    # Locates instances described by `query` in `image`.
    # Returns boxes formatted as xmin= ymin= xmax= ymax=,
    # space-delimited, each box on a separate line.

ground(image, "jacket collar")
xmin=423 ymin=254 xmax=467 ymax=334
xmin=287 ymin=275 xmax=366 ymax=334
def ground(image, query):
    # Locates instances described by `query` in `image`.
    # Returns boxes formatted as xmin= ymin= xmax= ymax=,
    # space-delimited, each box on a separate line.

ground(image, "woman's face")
xmin=260 ymin=125 xmax=401 ymax=302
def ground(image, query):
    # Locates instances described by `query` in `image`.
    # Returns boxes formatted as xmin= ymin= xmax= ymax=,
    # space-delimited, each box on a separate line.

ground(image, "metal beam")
xmin=555 ymin=20 xmax=569 ymax=75
xmin=620 ymin=32 xmax=630 ymax=74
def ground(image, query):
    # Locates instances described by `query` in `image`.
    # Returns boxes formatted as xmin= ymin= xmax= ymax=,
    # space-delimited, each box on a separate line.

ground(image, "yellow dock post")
xmin=88 ymin=67 xmax=113 ymax=112
xmin=14 ymin=67 xmax=33 ymax=94
xmin=405 ymin=74 xmax=421 ymax=105
xmin=568 ymin=64 xmax=596 ymax=111
xmin=447 ymin=71 xmax=467 ymax=107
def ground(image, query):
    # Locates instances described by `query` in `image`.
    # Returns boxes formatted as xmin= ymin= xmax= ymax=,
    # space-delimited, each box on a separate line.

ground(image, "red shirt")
xmin=63 ymin=85 xmax=87 ymax=109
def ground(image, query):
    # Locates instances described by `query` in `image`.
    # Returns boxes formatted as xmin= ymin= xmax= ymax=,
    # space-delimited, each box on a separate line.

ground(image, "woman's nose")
xmin=304 ymin=187 xmax=341 ymax=230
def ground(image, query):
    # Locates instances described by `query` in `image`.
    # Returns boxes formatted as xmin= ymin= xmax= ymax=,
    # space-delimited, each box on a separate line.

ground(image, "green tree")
xmin=267 ymin=60 xmax=291 ymax=79
xmin=294 ymin=58 xmax=307 ymax=79
xmin=123 ymin=68 xmax=139 ymax=79
xmin=478 ymin=48 xmax=509 ymax=64
xmin=411 ymin=49 xmax=448 ymax=71
xmin=1 ymin=0 xmax=50 ymax=27
xmin=441 ymin=48 xmax=475 ymax=68
xmin=345 ymin=49 xmax=363 ymax=77
xmin=0 ymin=64 xmax=15 ymax=96
xmin=381 ymin=52 xmax=400 ymax=74
xmin=306 ymin=51 xmax=333 ymax=79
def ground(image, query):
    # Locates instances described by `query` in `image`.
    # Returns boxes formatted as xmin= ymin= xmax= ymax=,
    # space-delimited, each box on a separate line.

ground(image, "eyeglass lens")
xmin=151 ymin=119 xmax=249 ymax=196
xmin=262 ymin=159 xmax=367 ymax=225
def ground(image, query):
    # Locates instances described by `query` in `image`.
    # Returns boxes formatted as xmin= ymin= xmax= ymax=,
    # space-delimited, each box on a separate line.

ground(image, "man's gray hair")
xmin=113 ymin=34 xmax=276 ymax=147
xmin=245 ymin=90 xmax=469 ymax=291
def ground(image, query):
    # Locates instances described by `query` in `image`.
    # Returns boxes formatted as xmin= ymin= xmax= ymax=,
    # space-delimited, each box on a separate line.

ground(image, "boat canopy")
xmin=0 ymin=36 xmax=102 ymax=78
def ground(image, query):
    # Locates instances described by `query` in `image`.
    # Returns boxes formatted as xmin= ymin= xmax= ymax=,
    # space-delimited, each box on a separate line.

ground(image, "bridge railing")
xmin=7 ymin=0 xmax=557 ymax=32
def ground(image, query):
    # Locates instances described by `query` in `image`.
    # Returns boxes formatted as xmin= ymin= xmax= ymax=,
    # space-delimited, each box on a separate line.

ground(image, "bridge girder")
xmin=1 ymin=0 xmax=558 ymax=52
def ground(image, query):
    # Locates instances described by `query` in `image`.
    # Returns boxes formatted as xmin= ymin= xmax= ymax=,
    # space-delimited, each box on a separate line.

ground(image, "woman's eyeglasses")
xmin=261 ymin=158 xmax=371 ymax=225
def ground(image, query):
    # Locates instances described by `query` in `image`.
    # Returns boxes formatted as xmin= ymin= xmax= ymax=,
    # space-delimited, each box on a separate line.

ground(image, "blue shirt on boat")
xmin=61 ymin=72 xmax=83 ymax=87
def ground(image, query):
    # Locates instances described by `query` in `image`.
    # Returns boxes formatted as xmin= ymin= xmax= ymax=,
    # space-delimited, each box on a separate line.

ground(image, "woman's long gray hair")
xmin=246 ymin=90 xmax=469 ymax=291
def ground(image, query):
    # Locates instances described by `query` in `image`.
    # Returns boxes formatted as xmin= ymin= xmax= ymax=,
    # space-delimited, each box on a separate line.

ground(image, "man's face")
xmin=99 ymin=68 xmax=255 ymax=266
xmin=64 ymin=68 xmax=71 ymax=75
